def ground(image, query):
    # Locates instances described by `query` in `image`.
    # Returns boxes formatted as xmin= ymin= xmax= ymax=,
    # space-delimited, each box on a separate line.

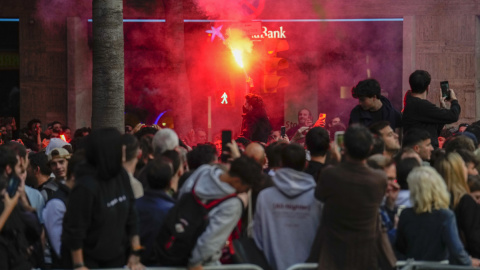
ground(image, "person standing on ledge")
xmin=239 ymin=93 xmax=272 ymax=143
xmin=402 ymin=70 xmax=460 ymax=149
xmin=349 ymin=78 xmax=402 ymax=130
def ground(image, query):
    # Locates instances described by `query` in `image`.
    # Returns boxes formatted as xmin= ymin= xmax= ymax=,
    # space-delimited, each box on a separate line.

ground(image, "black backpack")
xmin=155 ymin=181 xmax=236 ymax=266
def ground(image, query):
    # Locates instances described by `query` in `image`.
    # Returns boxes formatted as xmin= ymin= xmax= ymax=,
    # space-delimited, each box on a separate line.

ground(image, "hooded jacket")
xmin=178 ymin=164 xmax=243 ymax=267
xmin=61 ymin=165 xmax=138 ymax=267
xmin=349 ymin=96 xmax=402 ymax=129
xmin=253 ymin=168 xmax=322 ymax=270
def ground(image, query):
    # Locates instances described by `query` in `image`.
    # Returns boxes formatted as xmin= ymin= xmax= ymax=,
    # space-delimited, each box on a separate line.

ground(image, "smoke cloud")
xmin=191 ymin=0 xmax=246 ymax=20
xmin=32 ymin=0 xmax=404 ymax=141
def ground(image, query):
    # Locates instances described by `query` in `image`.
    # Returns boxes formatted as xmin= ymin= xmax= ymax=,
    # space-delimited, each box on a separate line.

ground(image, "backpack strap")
xmin=191 ymin=177 xmax=237 ymax=210
xmin=202 ymin=193 xmax=237 ymax=209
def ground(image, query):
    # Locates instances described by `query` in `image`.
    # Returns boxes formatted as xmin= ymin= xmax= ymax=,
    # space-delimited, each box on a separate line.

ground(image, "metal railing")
xmin=285 ymin=263 xmax=318 ymax=270
xmin=86 ymin=264 xmax=264 ymax=270
xmin=399 ymin=260 xmax=476 ymax=270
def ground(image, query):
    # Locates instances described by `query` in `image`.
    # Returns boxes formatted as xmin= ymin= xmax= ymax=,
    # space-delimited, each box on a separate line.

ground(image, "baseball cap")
xmin=48 ymin=148 xmax=71 ymax=162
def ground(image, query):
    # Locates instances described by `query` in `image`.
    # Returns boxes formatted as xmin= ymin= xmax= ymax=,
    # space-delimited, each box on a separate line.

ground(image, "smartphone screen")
xmin=6 ymin=175 xmax=20 ymax=198
xmin=440 ymin=81 xmax=449 ymax=98
xmin=281 ymin=126 xmax=286 ymax=137
xmin=319 ymin=113 xmax=326 ymax=127
xmin=334 ymin=131 xmax=345 ymax=152
xmin=221 ymin=130 xmax=232 ymax=163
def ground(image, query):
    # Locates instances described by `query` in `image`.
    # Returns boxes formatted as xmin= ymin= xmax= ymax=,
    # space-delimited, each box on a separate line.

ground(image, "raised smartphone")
xmin=334 ymin=131 xmax=345 ymax=152
xmin=6 ymin=175 xmax=20 ymax=198
xmin=221 ymin=130 xmax=232 ymax=163
xmin=440 ymin=81 xmax=450 ymax=99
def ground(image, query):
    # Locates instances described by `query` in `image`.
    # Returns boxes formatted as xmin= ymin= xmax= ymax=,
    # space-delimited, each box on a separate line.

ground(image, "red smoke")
xmin=32 ymin=0 xmax=403 ymax=140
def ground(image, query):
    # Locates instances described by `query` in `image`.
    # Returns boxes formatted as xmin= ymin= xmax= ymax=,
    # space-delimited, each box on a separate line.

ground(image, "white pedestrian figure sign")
xmin=221 ymin=92 xmax=228 ymax=104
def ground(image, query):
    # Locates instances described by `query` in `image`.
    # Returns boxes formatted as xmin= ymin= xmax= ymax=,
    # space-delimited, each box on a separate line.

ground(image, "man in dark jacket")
xmin=136 ymin=157 xmax=177 ymax=266
xmin=349 ymin=79 xmax=402 ymax=130
xmin=402 ymin=70 xmax=460 ymax=148
xmin=304 ymin=127 xmax=329 ymax=182
xmin=309 ymin=124 xmax=387 ymax=269
xmin=239 ymin=93 xmax=272 ymax=143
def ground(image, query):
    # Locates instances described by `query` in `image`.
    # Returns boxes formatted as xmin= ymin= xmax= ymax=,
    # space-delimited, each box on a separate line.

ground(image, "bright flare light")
xmin=232 ymin=49 xmax=244 ymax=68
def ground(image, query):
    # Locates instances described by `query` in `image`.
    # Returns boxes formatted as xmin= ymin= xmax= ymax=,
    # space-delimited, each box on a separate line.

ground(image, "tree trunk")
xmin=164 ymin=0 xmax=193 ymax=136
xmin=91 ymin=0 xmax=124 ymax=131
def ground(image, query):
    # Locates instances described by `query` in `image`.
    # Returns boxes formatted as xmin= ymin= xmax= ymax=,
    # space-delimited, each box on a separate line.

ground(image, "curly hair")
xmin=245 ymin=93 xmax=266 ymax=111
xmin=351 ymin=79 xmax=381 ymax=99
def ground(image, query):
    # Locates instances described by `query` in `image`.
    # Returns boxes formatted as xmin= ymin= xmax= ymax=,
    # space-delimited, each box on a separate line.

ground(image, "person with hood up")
xmin=178 ymin=155 xmax=262 ymax=270
xmin=253 ymin=143 xmax=322 ymax=270
xmin=349 ymin=78 xmax=402 ymax=130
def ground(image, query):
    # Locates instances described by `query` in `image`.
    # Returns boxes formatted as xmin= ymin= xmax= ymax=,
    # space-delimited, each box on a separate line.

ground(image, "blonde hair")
xmin=408 ymin=166 xmax=450 ymax=214
xmin=434 ymin=152 xmax=469 ymax=208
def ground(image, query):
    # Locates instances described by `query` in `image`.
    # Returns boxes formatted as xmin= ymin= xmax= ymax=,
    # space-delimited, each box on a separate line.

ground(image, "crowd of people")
xmin=1 ymin=69 xmax=480 ymax=270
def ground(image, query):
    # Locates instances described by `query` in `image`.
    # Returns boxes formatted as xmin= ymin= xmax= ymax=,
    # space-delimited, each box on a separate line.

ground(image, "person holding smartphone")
xmin=286 ymin=108 xmax=313 ymax=138
xmin=403 ymin=70 xmax=460 ymax=149
xmin=0 ymin=178 xmax=20 ymax=232
xmin=0 ymin=175 xmax=33 ymax=270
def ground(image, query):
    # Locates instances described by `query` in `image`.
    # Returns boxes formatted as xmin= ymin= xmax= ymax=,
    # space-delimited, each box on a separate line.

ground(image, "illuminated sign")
xmin=0 ymin=52 xmax=19 ymax=70
xmin=221 ymin=92 xmax=228 ymax=104
xmin=206 ymin=25 xmax=286 ymax=42
xmin=252 ymin=26 xmax=286 ymax=39
xmin=206 ymin=25 xmax=225 ymax=42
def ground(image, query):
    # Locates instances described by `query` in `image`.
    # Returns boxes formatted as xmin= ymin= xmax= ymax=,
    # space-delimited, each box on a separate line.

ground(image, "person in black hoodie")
xmin=349 ymin=78 xmax=402 ymax=130
xmin=403 ymin=70 xmax=461 ymax=148
xmin=61 ymin=128 xmax=144 ymax=270
xmin=239 ymin=93 xmax=272 ymax=143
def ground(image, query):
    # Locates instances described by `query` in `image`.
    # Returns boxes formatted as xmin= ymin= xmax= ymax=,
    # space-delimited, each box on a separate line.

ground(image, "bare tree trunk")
xmin=91 ymin=0 xmax=124 ymax=131
xmin=164 ymin=0 xmax=193 ymax=136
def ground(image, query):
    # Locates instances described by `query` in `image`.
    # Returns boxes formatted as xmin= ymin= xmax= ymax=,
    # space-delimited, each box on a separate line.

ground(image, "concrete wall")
xmin=1 ymin=4 xmax=69 ymax=128
xmin=314 ymin=0 xmax=480 ymax=124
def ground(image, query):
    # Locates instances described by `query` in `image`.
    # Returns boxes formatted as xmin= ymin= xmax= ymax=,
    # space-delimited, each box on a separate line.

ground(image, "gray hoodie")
xmin=179 ymin=164 xmax=243 ymax=267
xmin=253 ymin=168 xmax=322 ymax=270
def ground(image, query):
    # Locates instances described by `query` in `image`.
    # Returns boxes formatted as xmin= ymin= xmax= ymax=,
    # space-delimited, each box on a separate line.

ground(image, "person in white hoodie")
xmin=178 ymin=155 xmax=262 ymax=270
xmin=253 ymin=143 xmax=322 ymax=270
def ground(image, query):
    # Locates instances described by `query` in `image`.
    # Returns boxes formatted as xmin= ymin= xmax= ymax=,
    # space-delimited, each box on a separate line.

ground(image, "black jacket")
xmin=0 ymin=205 xmax=35 ymax=270
xmin=349 ymin=96 xmax=402 ymax=130
xmin=240 ymin=108 xmax=272 ymax=143
xmin=402 ymin=94 xmax=460 ymax=148
xmin=454 ymin=194 xmax=480 ymax=259
xmin=396 ymin=208 xmax=471 ymax=265
xmin=61 ymin=165 xmax=138 ymax=267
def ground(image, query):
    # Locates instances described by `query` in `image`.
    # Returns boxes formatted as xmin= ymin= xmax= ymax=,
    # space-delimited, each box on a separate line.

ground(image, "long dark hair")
xmin=245 ymin=93 xmax=268 ymax=118
xmin=85 ymin=127 xmax=123 ymax=180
